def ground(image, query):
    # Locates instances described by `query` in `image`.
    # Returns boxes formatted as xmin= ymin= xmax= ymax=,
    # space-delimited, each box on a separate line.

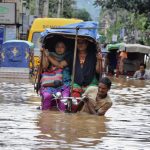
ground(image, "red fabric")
xmin=71 ymin=88 xmax=84 ymax=97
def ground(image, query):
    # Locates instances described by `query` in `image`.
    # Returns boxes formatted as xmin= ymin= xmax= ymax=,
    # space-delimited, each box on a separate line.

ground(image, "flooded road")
xmin=0 ymin=78 xmax=150 ymax=150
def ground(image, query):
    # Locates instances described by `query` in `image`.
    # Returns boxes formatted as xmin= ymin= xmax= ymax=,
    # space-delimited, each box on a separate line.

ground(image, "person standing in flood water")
xmin=133 ymin=63 xmax=150 ymax=80
xmin=78 ymin=77 xmax=112 ymax=116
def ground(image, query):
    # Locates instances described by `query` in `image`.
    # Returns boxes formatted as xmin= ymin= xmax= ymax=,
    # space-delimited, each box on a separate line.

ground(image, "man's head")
xmin=139 ymin=63 xmax=146 ymax=73
xmin=98 ymin=77 xmax=112 ymax=98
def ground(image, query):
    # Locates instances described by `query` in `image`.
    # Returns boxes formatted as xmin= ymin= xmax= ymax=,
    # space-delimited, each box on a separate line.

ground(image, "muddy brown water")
xmin=0 ymin=78 xmax=150 ymax=150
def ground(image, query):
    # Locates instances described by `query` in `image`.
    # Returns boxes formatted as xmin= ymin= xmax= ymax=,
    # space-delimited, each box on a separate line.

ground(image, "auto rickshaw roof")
xmin=3 ymin=40 xmax=34 ymax=49
xmin=107 ymin=43 xmax=125 ymax=51
xmin=119 ymin=43 xmax=150 ymax=54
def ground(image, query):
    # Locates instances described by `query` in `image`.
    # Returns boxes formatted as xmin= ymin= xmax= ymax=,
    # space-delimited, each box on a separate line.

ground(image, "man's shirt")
xmin=81 ymin=86 xmax=112 ymax=115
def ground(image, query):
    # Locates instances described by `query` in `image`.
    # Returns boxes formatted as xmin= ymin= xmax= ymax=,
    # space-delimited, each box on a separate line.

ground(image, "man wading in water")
xmin=77 ymin=77 xmax=112 ymax=116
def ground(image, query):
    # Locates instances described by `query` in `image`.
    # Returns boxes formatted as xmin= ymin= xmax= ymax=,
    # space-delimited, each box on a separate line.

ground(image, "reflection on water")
xmin=0 ymin=78 xmax=150 ymax=150
xmin=37 ymin=112 xmax=107 ymax=149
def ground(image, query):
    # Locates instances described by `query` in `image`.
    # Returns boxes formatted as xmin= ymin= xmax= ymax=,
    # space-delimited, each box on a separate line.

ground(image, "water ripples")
xmin=0 ymin=78 xmax=150 ymax=150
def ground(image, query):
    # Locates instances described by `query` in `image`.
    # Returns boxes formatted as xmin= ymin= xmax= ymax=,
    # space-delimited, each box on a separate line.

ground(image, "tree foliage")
xmin=48 ymin=0 xmax=75 ymax=18
xmin=26 ymin=0 xmax=75 ymax=18
xmin=25 ymin=0 xmax=35 ymax=15
xmin=48 ymin=0 xmax=58 ymax=17
xmin=94 ymin=0 xmax=150 ymax=14
xmin=73 ymin=9 xmax=92 ymax=21
xmin=63 ymin=0 xmax=76 ymax=18
xmin=95 ymin=0 xmax=150 ymax=45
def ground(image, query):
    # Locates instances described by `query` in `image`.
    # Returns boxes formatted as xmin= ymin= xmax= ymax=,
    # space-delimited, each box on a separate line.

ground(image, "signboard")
xmin=120 ymin=28 xmax=125 ymax=39
xmin=112 ymin=34 xmax=118 ymax=42
xmin=0 ymin=3 xmax=16 ymax=24
xmin=5 ymin=25 xmax=16 ymax=40
xmin=2 ymin=0 xmax=17 ymax=2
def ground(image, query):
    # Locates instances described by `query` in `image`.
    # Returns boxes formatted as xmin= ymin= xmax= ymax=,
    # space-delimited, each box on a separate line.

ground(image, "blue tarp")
xmin=41 ymin=21 xmax=99 ymax=41
xmin=0 ymin=26 xmax=5 ymax=50
xmin=0 ymin=40 xmax=34 ymax=68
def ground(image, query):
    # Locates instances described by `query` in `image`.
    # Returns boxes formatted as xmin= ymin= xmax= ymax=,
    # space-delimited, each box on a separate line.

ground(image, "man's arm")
xmin=85 ymin=100 xmax=97 ymax=115
xmin=97 ymin=102 xmax=112 ymax=116
xmin=84 ymin=99 xmax=112 ymax=116
xmin=82 ymin=98 xmax=98 ymax=115
xmin=133 ymin=71 xmax=138 ymax=78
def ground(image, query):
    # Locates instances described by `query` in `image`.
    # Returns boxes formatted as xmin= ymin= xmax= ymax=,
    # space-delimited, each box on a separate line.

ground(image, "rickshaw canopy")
xmin=38 ymin=21 xmax=100 ymax=95
xmin=107 ymin=43 xmax=125 ymax=51
xmin=41 ymin=21 xmax=99 ymax=42
xmin=107 ymin=43 xmax=150 ymax=54
xmin=119 ymin=43 xmax=150 ymax=54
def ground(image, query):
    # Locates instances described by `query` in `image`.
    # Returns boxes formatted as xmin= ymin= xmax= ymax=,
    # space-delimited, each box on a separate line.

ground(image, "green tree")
xmin=95 ymin=0 xmax=150 ymax=45
xmin=48 ymin=0 xmax=76 ymax=18
xmin=26 ymin=0 xmax=76 ymax=18
xmin=48 ymin=0 xmax=58 ymax=17
xmin=26 ymin=0 xmax=35 ymax=15
xmin=63 ymin=0 xmax=76 ymax=18
xmin=94 ymin=0 xmax=150 ymax=14
xmin=73 ymin=9 xmax=92 ymax=21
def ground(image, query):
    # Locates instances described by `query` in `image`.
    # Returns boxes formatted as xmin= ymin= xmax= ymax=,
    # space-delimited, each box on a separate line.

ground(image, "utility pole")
xmin=43 ymin=0 xmax=49 ymax=17
xmin=57 ymin=0 xmax=61 ymax=17
xmin=35 ymin=0 xmax=39 ymax=17
xmin=112 ymin=0 xmax=118 ymax=43
xmin=114 ymin=0 xmax=117 ymax=34
xmin=61 ymin=0 xmax=63 ymax=17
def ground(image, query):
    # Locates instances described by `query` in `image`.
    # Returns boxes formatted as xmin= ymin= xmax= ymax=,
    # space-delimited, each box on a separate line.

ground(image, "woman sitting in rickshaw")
xmin=46 ymin=38 xmax=102 ymax=97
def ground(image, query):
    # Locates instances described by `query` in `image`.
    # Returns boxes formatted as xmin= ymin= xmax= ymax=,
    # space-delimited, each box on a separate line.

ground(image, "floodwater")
xmin=0 ymin=78 xmax=150 ymax=150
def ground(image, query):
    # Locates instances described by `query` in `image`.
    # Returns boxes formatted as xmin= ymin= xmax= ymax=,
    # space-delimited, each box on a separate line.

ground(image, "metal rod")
xmin=50 ymin=27 xmax=100 ymax=29
xmin=71 ymin=27 xmax=79 ymax=95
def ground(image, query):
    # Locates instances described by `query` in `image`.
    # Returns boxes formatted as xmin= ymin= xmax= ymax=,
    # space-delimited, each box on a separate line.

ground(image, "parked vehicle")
xmin=105 ymin=43 xmax=124 ymax=75
xmin=35 ymin=21 xmax=99 ymax=112
xmin=0 ymin=40 xmax=34 ymax=79
xmin=118 ymin=43 xmax=150 ymax=76
xmin=105 ymin=43 xmax=150 ymax=77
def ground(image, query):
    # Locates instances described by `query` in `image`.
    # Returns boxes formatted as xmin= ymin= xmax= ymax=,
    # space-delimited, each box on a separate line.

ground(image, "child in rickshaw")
xmin=40 ymin=41 xmax=71 ymax=110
